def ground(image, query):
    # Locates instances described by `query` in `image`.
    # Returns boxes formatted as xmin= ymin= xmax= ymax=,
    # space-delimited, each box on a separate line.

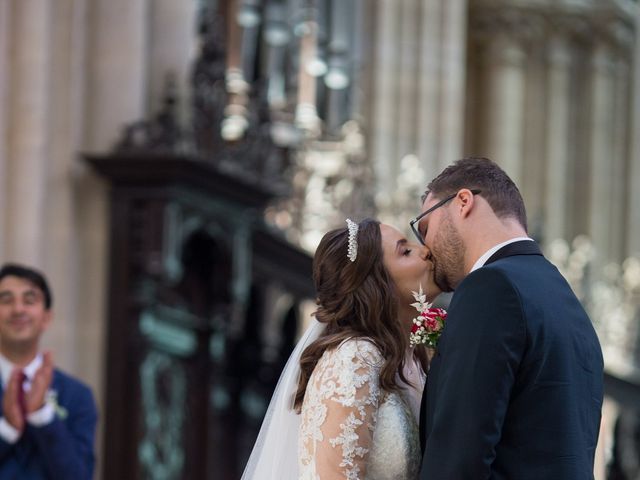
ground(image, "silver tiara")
xmin=346 ymin=219 xmax=358 ymax=262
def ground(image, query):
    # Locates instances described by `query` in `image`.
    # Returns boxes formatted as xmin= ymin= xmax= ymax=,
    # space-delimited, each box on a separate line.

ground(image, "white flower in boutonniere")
xmin=46 ymin=390 xmax=68 ymax=420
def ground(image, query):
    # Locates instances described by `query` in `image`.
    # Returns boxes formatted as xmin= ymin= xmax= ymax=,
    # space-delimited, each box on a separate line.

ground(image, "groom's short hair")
xmin=424 ymin=156 xmax=528 ymax=232
xmin=0 ymin=263 xmax=53 ymax=309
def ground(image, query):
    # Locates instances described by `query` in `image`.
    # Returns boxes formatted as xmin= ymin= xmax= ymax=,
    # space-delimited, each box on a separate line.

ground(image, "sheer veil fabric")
xmin=241 ymin=319 xmax=326 ymax=480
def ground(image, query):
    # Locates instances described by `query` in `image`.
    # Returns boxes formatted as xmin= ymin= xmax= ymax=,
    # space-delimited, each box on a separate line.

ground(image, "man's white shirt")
xmin=470 ymin=237 xmax=534 ymax=273
xmin=0 ymin=353 xmax=55 ymax=443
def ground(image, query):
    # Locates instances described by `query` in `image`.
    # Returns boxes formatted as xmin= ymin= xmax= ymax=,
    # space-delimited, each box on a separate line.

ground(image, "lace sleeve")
xmin=299 ymin=339 xmax=383 ymax=480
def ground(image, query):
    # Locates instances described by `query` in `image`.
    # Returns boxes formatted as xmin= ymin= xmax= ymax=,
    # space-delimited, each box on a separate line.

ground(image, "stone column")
xmin=628 ymin=13 xmax=640 ymax=257
xmin=223 ymin=0 xmax=250 ymax=141
xmin=483 ymin=27 xmax=527 ymax=184
xmin=294 ymin=21 xmax=320 ymax=134
xmin=5 ymin=0 xmax=52 ymax=265
xmin=371 ymin=0 xmax=400 ymax=203
xmin=148 ymin=0 xmax=198 ymax=123
xmin=599 ymin=21 xmax=635 ymax=263
xmin=416 ymin=0 xmax=443 ymax=181
xmin=588 ymin=39 xmax=617 ymax=265
xmin=226 ymin=0 xmax=242 ymax=73
xmin=263 ymin=1 xmax=289 ymax=109
xmin=0 ymin=0 xmax=10 ymax=259
xmin=610 ymin=52 xmax=631 ymax=262
xmin=41 ymin=0 xmax=87 ymax=372
xmin=324 ymin=0 xmax=353 ymax=134
xmin=85 ymin=0 xmax=149 ymax=150
xmin=81 ymin=1 xmax=150 ymax=467
xmin=438 ymin=0 xmax=467 ymax=170
xmin=348 ymin=0 xmax=368 ymax=124
xmin=396 ymin=0 xmax=419 ymax=164
xmin=544 ymin=32 xmax=573 ymax=243
xmin=416 ymin=0 xmax=467 ymax=178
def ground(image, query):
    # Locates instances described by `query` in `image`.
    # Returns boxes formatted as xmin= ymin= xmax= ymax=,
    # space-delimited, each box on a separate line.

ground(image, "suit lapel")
xmin=420 ymin=357 xmax=439 ymax=452
xmin=419 ymin=375 xmax=428 ymax=451
xmin=484 ymin=240 xmax=542 ymax=266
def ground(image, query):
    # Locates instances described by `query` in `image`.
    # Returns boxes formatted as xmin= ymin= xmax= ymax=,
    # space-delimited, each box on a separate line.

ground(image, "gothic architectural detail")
xmin=283 ymin=120 xmax=376 ymax=250
xmin=467 ymin=0 xmax=637 ymax=263
xmin=470 ymin=7 xmax=546 ymax=57
xmin=191 ymin=6 xmax=228 ymax=154
xmin=115 ymin=77 xmax=188 ymax=154
xmin=86 ymin=153 xmax=314 ymax=479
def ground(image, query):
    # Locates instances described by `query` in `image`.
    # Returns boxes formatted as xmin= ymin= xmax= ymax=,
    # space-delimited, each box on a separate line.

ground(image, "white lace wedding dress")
xmin=298 ymin=338 xmax=424 ymax=479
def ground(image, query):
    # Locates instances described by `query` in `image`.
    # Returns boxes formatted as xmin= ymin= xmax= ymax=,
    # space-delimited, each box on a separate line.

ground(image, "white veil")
xmin=241 ymin=319 xmax=326 ymax=480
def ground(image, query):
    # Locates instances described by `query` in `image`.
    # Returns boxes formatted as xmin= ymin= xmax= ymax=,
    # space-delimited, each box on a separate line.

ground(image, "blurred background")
xmin=1 ymin=0 xmax=639 ymax=478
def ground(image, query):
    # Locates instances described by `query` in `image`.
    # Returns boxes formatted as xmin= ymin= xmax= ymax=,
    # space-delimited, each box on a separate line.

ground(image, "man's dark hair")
xmin=424 ymin=156 xmax=528 ymax=231
xmin=0 ymin=263 xmax=53 ymax=309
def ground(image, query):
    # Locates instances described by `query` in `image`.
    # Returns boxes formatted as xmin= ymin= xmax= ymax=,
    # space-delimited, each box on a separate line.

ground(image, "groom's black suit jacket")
xmin=419 ymin=241 xmax=603 ymax=480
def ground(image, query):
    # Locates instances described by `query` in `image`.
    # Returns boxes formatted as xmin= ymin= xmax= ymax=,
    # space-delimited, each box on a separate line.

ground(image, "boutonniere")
xmin=409 ymin=285 xmax=447 ymax=348
xmin=46 ymin=390 xmax=68 ymax=420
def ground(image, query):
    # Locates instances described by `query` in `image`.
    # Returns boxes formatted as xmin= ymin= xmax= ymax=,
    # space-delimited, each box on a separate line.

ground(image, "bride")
xmin=242 ymin=218 xmax=441 ymax=479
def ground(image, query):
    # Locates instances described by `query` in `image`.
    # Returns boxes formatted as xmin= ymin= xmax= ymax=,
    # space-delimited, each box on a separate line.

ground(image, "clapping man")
xmin=0 ymin=263 xmax=97 ymax=479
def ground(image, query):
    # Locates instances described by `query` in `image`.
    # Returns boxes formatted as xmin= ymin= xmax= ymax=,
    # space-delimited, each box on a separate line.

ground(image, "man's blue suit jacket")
xmin=420 ymin=241 xmax=604 ymax=479
xmin=0 ymin=368 xmax=97 ymax=480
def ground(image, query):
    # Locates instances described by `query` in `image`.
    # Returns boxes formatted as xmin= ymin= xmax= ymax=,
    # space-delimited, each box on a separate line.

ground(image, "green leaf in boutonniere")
xmin=46 ymin=390 xmax=68 ymax=420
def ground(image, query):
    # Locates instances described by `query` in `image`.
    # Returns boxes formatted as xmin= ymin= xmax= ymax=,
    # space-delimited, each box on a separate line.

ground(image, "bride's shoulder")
xmin=328 ymin=337 xmax=384 ymax=367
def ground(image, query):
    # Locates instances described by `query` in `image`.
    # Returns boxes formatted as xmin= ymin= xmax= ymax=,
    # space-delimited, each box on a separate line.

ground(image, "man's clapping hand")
xmin=25 ymin=351 xmax=53 ymax=414
xmin=2 ymin=352 xmax=53 ymax=432
xmin=3 ymin=369 xmax=25 ymax=431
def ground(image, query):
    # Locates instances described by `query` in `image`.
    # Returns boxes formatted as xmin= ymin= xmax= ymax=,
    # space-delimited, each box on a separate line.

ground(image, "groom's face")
xmin=420 ymin=194 xmax=466 ymax=292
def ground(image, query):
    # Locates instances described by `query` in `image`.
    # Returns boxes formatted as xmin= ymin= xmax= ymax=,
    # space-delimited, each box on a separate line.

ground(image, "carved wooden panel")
xmin=87 ymin=154 xmax=313 ymax=479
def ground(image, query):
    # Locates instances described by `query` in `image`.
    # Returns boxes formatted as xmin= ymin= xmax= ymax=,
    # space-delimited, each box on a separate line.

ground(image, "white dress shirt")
xmin=470 ymin=237 xmax=534 ymax=273
xmin=0 ymin=353 xmax=55 ymax=443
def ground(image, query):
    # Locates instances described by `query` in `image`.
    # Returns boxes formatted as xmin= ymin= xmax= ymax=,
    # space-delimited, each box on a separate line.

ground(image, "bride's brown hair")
xmin=294 ymin=218 xmax=429 ymax=412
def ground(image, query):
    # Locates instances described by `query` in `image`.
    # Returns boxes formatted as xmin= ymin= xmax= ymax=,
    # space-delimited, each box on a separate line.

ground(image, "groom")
xmin=412 ymin=157 xmax=603 ymax=479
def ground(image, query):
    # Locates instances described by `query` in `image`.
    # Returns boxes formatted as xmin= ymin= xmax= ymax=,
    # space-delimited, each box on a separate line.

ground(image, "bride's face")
xmin=380 ymin=224 xmax=441 ymax=306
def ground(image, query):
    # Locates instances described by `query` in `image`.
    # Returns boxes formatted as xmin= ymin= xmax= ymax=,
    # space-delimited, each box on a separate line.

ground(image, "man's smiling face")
xmin=0 ymin=276 xmax=51 ymax=349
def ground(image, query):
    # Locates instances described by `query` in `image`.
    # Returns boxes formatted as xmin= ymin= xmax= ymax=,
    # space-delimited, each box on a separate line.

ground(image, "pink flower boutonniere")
xmin=409 ymin=285 xmax=447 ymax=348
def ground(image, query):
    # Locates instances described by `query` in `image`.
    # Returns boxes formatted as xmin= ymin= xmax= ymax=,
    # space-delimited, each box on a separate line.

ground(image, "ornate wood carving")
xmin=86 ymin=154 xmax=313 ymax=479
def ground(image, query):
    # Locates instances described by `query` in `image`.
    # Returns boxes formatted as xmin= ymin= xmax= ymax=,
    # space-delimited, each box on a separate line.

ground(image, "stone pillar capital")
xmin=598 ymin=18 xmax=635 ymax=57
xmin=546 ymin=14 xmax=591 ymax=42
xmin=545 ymin=29 xmax=573 ymax=67
xmin=470 ymin=8 xmax=546 ymax=66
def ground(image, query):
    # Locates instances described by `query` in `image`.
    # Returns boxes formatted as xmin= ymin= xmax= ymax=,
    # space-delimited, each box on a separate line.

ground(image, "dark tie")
xmin=17 ymin=370 xmax=27 ymax=416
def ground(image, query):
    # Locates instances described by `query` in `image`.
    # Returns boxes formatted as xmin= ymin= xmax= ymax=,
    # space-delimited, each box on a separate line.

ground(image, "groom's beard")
xmin=431 ymin=214 xmax=465 ymax=292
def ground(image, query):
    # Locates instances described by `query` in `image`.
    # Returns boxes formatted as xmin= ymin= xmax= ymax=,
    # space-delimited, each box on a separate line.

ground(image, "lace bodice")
xmin=299 ymin=339 xmax=423 ymax=480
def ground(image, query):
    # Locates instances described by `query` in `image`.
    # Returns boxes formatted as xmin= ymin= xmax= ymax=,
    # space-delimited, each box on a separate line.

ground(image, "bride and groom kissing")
xmin=243 ymin=157 xmax=604 ymax=479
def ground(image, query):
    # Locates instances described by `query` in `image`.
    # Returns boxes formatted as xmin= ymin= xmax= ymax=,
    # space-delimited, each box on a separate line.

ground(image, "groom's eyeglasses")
xmin=409 ymin=189 xmax=481 ymax=246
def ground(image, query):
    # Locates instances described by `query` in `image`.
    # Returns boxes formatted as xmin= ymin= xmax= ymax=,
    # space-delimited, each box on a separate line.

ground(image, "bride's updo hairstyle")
xmin=294 ymin=218 xmax=422 ymax=412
